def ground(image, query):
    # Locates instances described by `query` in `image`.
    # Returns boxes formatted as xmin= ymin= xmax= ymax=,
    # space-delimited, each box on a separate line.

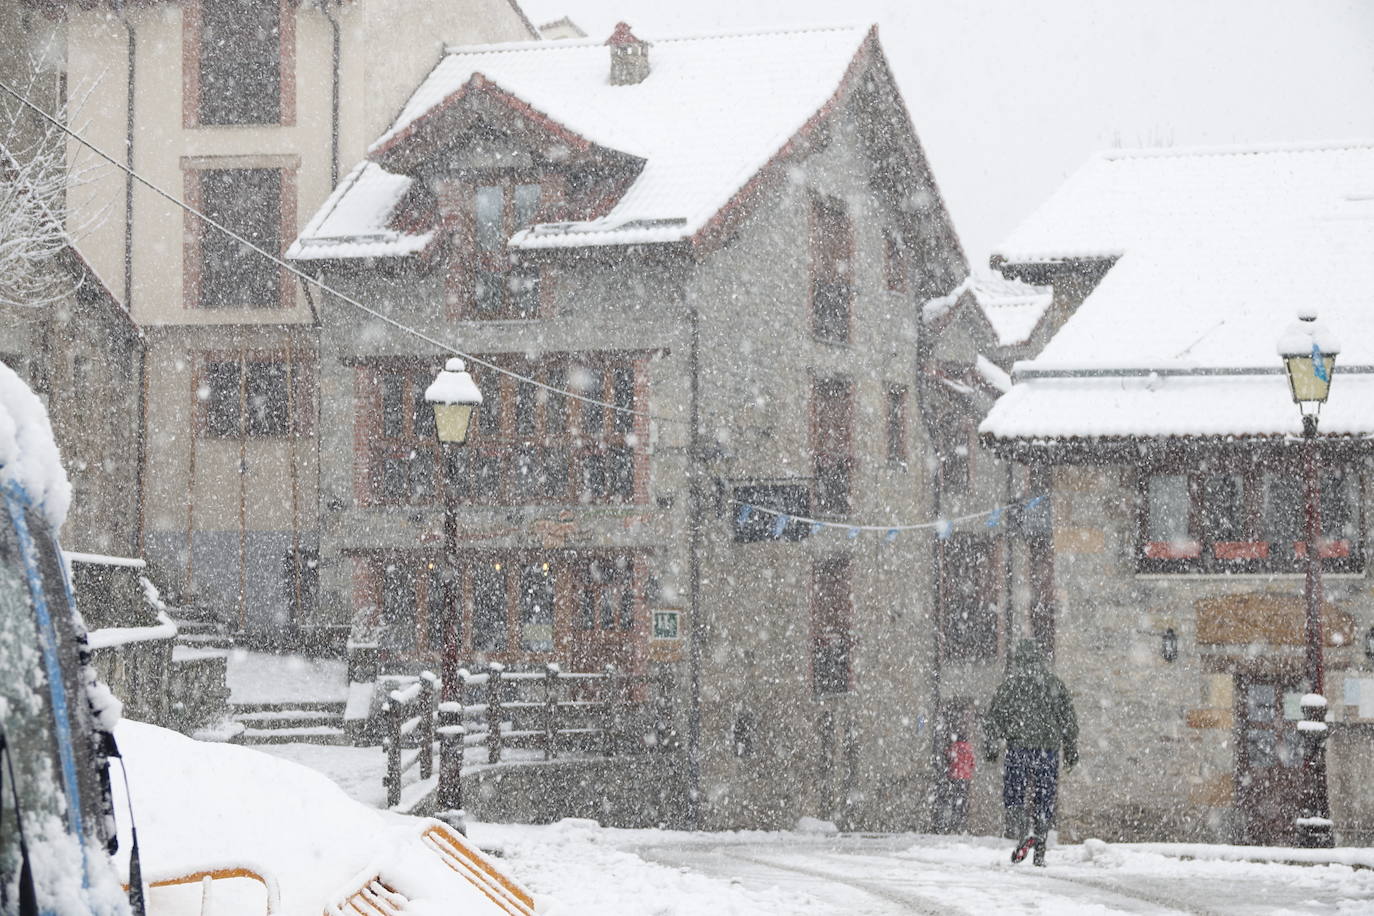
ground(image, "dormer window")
xmin=449 ymin=179 xmax=543 ymax=319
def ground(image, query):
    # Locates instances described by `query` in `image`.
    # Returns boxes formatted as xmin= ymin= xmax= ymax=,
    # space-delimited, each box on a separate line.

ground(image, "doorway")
xmin=1234 ymin=674 xmax=1305 ymax=845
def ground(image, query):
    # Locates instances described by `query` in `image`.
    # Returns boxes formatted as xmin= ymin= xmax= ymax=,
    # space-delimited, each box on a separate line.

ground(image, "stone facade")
xmin=302 ymin=31 xmax=970 ymax=829
xmin=1017 ymin=457 xmax=1374 ymax=845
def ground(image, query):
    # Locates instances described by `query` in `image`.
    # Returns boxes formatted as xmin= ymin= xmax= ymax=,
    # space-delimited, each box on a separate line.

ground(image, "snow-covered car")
xmin=0 ymin=362 xmax=535 ymax=915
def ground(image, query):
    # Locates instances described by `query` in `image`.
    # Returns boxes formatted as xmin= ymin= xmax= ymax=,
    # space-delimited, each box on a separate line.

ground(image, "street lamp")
xmin=425 ymin=357 xmax=483 ymax=830
xmin=1278 ymin=309 xmax=1339 ymax=849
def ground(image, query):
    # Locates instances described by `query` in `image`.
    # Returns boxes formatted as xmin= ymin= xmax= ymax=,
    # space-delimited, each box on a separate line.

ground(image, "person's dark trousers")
xmin=1002 ymin=746 xmax=1059 ymax=838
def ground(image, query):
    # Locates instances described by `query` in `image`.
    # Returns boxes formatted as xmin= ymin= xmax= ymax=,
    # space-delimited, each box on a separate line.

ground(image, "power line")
xmin=0 ymin=77 xmax=1030 ymax=537
xmin=0 ymin=76 xmax=672 ymax=424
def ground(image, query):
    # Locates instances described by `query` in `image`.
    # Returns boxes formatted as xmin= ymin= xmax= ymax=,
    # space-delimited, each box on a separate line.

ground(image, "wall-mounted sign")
xmin=652 ymin=610 xmax=680 ymax=640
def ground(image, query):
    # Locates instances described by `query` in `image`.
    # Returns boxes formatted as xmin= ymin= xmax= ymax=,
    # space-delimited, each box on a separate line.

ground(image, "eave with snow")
xmin=288 ymin=23 xmax=955 ymax=264
xmin=980 ymin=141 xmax=1374 ymax=462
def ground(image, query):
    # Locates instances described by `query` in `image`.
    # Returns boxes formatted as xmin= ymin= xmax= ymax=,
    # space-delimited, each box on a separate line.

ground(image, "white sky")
xmin=518 ymin=0 xmax=1374 ymax=274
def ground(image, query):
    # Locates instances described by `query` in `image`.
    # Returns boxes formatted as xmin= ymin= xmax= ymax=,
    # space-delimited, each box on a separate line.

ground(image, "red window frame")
xmin=812 ymin=556 xmax=853 ymax=694
xmin=182 ymin=0 xmax=296 ymax=128
xmin=357 ymin=549 xmax=643 ymax=668
xmin=809 ymin=192 xmax=853 ymax=343
xmin=357 ymin=354 xmax=650 ymax=508
xmin=811 ymin=377 xmax=854 ymax=515
xmin=1137 ymin=456 xmax=1364 ymax=574
xmin=182 ymin=158 xmax=297 ymax=311
xmin=443 ymin=176 xmax=549 ymax=320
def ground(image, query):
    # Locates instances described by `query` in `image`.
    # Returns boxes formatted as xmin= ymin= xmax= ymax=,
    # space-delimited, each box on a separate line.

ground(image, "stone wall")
xmin=1045 ymin=461 xmax=1374 ymax=844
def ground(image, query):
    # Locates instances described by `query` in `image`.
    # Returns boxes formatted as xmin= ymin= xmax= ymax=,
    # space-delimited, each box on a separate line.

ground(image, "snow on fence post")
xmin=487 ymin=661 xmax=505 ymax=764
xmin=543 ymin=662 xmax=560 ymax=761
xmin=383 ymin=699 xmax=402 ymax=808
xmin=419 ymin=671 xmax=438 ymax=781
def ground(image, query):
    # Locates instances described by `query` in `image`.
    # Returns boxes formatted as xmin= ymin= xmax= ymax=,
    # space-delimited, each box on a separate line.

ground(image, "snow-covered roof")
xmin=0 ymin=359 xmax=70 ymax=529
xmin=286 ymin=162 xmax=432 ymax=261
xmin=988 ymin=372 xmax=1374 ymax=440
xmin=293 ymin=25 xmax=875 ymax=256
xmin=983 ymin=141 xmax=1374 ymax=441
xmin=923 ymin=274 xmax=1052 ymax=347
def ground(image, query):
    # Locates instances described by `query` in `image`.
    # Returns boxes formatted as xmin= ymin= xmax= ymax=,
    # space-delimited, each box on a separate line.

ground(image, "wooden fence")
xmin=382 ymin=663 xmax=639 ymax=808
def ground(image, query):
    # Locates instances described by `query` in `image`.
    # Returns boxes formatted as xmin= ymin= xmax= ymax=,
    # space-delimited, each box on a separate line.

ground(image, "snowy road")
xmin=476 ymin=822 xmax=1374 ymax=915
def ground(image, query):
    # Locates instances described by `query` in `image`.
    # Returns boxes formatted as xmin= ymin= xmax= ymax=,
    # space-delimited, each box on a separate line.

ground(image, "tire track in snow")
xmin=732 ymin=851 xmax=962 ymax=915
xmin=636 ymin=845 xmax=957 ymax=915
xmin=811 ymin=849 xmax=1193 ymax=916
xmin=999 ymin=868 xmax=1216 ymax=915
xmin=1026 ymin=871 xmax=1225 ymax=916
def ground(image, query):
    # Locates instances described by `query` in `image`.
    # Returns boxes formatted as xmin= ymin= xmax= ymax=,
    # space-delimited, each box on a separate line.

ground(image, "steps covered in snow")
xmin=229 ymin=700 xmax=349 ymax=746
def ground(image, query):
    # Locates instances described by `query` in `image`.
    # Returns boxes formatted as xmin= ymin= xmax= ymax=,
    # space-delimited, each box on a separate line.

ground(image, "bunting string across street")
xmin=732 ymin=494 xmax=1045 ymax=540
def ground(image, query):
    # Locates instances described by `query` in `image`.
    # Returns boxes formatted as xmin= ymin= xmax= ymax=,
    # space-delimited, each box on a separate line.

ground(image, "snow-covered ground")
xmin=223 ymin=650 xmax=1374 ymax=914
xmin=244 ymin=733 xmax=1374 ymax=914
xmin=224 ymin=648 xmax=347 ymax=704
xmin=471 ymin=821 xmax=1374 ymax=915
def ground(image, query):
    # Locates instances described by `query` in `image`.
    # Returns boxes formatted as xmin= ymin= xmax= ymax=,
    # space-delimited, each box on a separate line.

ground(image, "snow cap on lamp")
xmin=425 ymin=358 xmax=483 ymax=445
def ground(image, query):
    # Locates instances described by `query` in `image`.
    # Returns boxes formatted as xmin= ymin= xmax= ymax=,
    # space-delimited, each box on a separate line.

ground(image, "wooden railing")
xmin=382 ymin=671 xmax=439 ymax=808
xmin=382 ymin=664 xmax=639 ymax=809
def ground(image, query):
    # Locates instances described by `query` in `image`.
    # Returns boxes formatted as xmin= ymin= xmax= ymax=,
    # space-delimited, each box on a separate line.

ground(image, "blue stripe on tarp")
xmin=3 ymin=480 xmax=90 ymax=891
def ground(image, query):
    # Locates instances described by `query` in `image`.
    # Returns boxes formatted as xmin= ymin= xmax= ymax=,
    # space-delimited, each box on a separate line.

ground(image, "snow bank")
xmin=112 ymin=719 xmax=395 ymax=913
xmin=113 ymin=720 xmax=528 ymax=915
xmin=0 ymin=359 xmax=71 ymax=530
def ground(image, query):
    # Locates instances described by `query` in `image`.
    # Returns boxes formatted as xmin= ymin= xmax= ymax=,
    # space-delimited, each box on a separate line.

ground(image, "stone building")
xmin=982 ymin=142 xmax=1374 ymax=844
xmin=290 ymin=24 xmax=969 ymax=829
xmin=2 ymin=248 xmax=145 ymax=557
xmin=47 ymin=0 xmax=537 ymax=641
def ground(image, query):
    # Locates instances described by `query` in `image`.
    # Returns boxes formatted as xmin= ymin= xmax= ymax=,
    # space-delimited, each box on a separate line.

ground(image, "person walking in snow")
xmin=944 ymin=732 xmax=976 ymax=832
xmin=984 ymin=638 xmax=1078 ymax=867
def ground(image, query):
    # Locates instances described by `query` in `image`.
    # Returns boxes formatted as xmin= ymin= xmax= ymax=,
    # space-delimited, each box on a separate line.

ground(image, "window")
xmin=810 ymin=193 xmax=853 ymax=343
xmin=380 ymin=562 xmax=417 ymax=652
xmin=1139 ymin=459 xmax=1363 ymax=574
xmin=452 ymin=180 xmax=543 ymax=319
xmin=442 ymin=355 xmax=645 ymax=506
xmin=520 ymin=562 xmax=555 ymax=651
xmin=812 ymin=379 xmax=853 ymax=515
xmin=940 ymin=421 xmax=973 ymax=494
xmin=942 ymin=534 xmax=998 ymax=661
xmin=191 ymin=0 xmax=290 ymax=126
xmin=883 ymin=229 xmax=909 ymax=293
xmin=424 ymin=562 xmax=448 ymax=652
xmin=195 ymin=168 xmax=283 ymax=308
xmin=577 ymin=556 xmax=635 ymax=633
xmin=472 ymin=558 xmax=508 ymax=652
xmin=370 ymin=368 xmax=439 ymax=508
xmin=886 ymin=386 xmax=908 ymax=466
xmin=813 ymin=557 xmax=852 ymax=694
xmin=363 ymin=366 xmax=442 ymax=506
xmin=365 ymin=556 xmax=445 ymax=654
xmin=363 ymin=551 xmax=644 ymax=663
xmin=733 ymin=483 xmax=811 ymax=542
xmin=200 ymin=356 xmax=306 ymax=438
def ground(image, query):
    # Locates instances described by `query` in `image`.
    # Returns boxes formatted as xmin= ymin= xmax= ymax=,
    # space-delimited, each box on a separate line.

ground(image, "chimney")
xmin=606 ymin=22 xmax=650 ymax=86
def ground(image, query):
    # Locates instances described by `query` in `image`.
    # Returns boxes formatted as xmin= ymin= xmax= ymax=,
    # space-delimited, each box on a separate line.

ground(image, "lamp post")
xmin=425 ymin=357 xmax=483 ymax=830
xmin=1278 ymin=309 xmax=1339 ymax=849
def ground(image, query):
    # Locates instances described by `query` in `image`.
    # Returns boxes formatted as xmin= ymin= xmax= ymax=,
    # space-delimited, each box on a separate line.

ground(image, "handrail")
xmin=381 ymin=663 xmax=647 ymax=807
xmin=141 ymin=866 xmax=278 ymax=914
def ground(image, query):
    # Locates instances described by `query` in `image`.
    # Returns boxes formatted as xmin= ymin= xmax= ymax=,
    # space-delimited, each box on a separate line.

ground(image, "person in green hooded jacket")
xmin=984 ymin=638 xmax=1078 ymax=866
